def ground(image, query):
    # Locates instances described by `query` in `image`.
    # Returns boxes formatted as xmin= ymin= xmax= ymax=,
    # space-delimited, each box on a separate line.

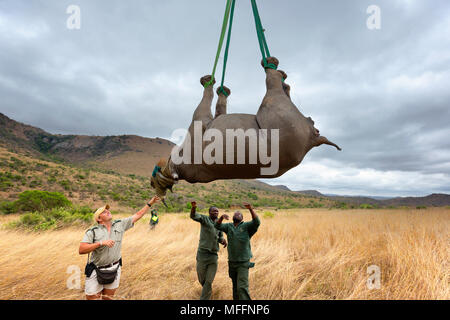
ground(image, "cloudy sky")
xmin=1 ymin=0 xmax=449 ymax=197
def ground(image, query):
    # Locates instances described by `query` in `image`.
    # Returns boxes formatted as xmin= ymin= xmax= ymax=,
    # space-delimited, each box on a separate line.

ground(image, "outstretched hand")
xmin=221 ymin=214 xmax=230 ymax=220
xmin=148 ymin=196 xmax=161 ymax=206
xmin=243 ymin=202 xmax=252 ymax=210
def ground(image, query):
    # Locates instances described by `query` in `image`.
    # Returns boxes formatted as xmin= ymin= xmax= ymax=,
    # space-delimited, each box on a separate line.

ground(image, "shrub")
xmin=416 ymin=206 xmax=427 ymax=210
xmin=11 ymin=206 xmax=93 ymax=231
xmin=16 ymin=190 xmax=72 ymax=212
xmin=0 ymin=201 xmax=19 ymax=214
xmin=58 ymin=179 xmax=72 ymax=191
xmin=360 ymin=203 xmax=374 ymax=209
xmin=333 ymin=202 xmax=348 ymax=209
xmin=20 ymin=212 xmax=46 ymax=227
xmin=247 ymin=192 xmax=258 ymax=200
xmin=263 ymin=211 xmax=275 ymax=218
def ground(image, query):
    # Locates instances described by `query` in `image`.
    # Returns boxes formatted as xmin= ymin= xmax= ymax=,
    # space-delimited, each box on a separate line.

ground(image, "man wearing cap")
xmin=190 ymin=201 xmax=227 ymax=300
xmin=79 ymin=195 xmax=160 ymax=300
xmin=214 ymin=202 xmax=260 ymax=300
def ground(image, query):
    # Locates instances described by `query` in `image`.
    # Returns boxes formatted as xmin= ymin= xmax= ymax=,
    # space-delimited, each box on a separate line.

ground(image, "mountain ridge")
xmin=1 ymin=112 xmax=449 ymax=207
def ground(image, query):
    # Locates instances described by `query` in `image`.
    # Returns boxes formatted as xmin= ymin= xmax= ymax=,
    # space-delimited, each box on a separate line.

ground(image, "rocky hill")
xmin=0 ymin=113 xmax=174 ymax=177
xmin=295 ymin=189 xmax=450 ymax=207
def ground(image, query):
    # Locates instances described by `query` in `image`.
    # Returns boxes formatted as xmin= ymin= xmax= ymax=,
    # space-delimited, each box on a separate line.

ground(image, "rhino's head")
xmin=305 ymin=116 xmax=342 ymax=151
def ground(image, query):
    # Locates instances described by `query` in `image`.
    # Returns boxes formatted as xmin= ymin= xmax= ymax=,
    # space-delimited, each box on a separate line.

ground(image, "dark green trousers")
xmin=228 ymin=261 xmax=251 ymax=300
xmin=196 ymin=252 xmax=218 ymax=300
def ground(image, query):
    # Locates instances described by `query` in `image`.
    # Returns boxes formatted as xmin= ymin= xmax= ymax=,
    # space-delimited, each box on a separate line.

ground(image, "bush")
xmin=416 ymin=206 xmax=427 ymax=210
xmin=20 ymin=212 xmax=45 ymax=227
xmin=16 ymin=190 xmax=72 ymax=212
xmin=58 ymin=179 xmax=72 ymax=191
xmin=360 ymin=203 xmax=374 ymax=209
xmin=333 ymin=202 xmax=349 ymax=209
xmin=11 ymin=206 xmax=93 ymax=231
xmin=0 ymin=201 xmax=19 ymax=214
xmin=263 ymin=211 xmax=275 ymax=218
xmin=247 ymin=192 xmax=258 ymax=200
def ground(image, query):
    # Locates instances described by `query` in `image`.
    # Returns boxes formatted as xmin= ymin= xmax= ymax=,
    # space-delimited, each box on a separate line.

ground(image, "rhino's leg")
xmin=192 ymin=75 xmax=215 ymax=125
xmin=260 ymin=57 xmax=284 ymax=93
xmin=214 ymin=86 xmax=231 ymax=118
xmin=277 ymin=70 xmax=291 ymax=100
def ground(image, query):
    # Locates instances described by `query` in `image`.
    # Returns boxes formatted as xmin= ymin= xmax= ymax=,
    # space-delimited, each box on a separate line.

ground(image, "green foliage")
xmin=263 ymin=211 xmax=275 ymax=218
xmin=333 ymin=202 xmax=349 ymax=209
xmin=0 ymin=201 xmax=19 ymax=214
xmin=11 ymin=206 xmax=93 ymax=231
xmin=16 ymin=190 xmax=72 ymax=212
xmin=8 ymin=156 xmax=26 ymax=170
xmin=58 ymin=179 xmax=72 ymax=191
xmin=416 ymin=205 xmax=427 ymax=210
xmin=247 ymin=192 xmax=258 ymax=200
xmin=360 ymin=203 xmax=375 ymax=209
xmin=0 ymin=171 xmax=23 ymax=191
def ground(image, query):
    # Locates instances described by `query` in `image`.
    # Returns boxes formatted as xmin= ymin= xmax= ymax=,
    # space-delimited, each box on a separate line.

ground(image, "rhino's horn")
xmin=315 ymin=136 xmax=342 ymax=151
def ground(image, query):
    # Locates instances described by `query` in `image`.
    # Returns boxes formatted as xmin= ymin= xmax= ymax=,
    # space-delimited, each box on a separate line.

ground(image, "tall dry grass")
xmin=0 ymin=208 xmax=448 ymax=300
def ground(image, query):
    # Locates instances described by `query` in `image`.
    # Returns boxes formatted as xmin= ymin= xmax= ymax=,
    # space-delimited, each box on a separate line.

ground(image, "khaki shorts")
xmin=85 ymin=265 xmax=121 ymax=296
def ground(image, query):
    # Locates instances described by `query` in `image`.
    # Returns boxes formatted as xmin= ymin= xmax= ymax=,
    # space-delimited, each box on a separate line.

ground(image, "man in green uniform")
xmin=149 ymin=208 xmax=159 ymax=230
xmin=214 ymin=202 xmax=260 ymax=300
xmin=79 ymin=195 xmax=160 ymax=300
xmin=190 ymin=201 xmax=227 ymax=300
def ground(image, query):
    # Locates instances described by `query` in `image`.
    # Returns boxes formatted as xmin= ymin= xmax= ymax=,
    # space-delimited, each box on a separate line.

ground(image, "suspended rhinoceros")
xmin=151 ymin=57 xmax=341 ymax=197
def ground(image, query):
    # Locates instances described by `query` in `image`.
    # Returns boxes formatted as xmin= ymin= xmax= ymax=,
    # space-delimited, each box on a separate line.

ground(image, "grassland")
xmin=0 ymin=207 xmax=448 ymax=300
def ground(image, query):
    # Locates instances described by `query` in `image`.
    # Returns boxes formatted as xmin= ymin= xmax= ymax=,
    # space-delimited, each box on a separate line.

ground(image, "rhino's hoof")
xmin=200 ymin=75 xmax=215 ymax=86
xmin=216 ymin=86 xmax=231 ymax=97
xmin=261 ymin=56 xmax=279 ymax=69
xmin=278 ymin=70 xmax=288 ymax=80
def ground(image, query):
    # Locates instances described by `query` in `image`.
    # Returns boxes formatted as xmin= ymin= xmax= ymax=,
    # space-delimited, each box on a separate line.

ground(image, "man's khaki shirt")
xmin=81 ymin=217 xmax=134 ymax=266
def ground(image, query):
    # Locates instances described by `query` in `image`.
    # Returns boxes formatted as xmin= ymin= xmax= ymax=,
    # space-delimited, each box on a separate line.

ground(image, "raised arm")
xmin=132 ymin=196 xmax=160 ymax=224
xmin=214 ymin=214 xmax=230 ymax=232
xmin=243 ymin=202 xmax=258 ymax=220
xmin=243 ymin=202 xmax=260 ymax=237
xmin=216 ymin=214 xmax=229 ymax=225
xmin=190 ymin=201 xmax=197 ymax=219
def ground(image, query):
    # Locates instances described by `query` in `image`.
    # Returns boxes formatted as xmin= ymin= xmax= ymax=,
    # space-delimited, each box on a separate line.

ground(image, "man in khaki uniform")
xmin=79 ymin=195 xmax=159 ymax=300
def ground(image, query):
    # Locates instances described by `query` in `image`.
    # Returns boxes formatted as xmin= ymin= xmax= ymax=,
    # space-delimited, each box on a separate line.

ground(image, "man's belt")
xmin=98 ymin=259 xmax=120 ymax=269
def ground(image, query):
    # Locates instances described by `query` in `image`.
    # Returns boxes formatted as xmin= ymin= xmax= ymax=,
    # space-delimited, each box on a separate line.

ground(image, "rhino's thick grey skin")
xmin=166 ymin=57 xmax=341 ymax=184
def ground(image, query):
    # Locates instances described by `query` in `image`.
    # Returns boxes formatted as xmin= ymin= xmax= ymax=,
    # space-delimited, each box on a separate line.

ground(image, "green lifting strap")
xmin=251 ymin=0 xmax=277 ymax=70
xmin=218 ymin=0 xmax=236 ymax=96
xmin=204 ymin=0 xmax=233 ymax=88
xmin=205 ymin=0 xmax=276 ymax=91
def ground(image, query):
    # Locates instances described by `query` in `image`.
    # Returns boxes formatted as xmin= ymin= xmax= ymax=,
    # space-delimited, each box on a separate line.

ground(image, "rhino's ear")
xmin=315 ymin=136 xmax=342 ymax=151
